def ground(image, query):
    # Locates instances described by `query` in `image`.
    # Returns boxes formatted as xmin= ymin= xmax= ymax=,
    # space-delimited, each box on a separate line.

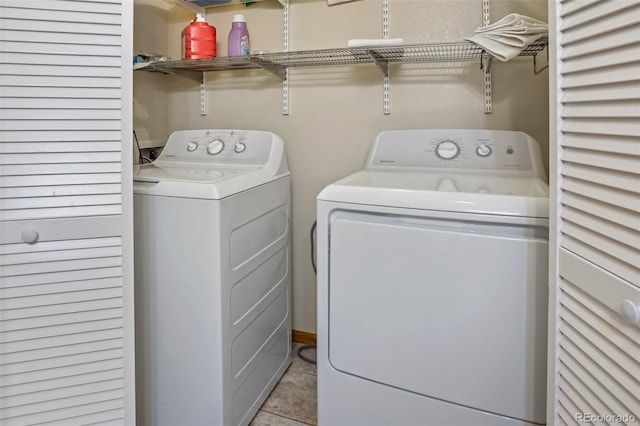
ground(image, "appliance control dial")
xmin=207 ymin=139 xmax=225 ymax=155
xmin=234 ymin=142 xmax=246 ymax=153
xmin=476 ymin=144 xmax=492 ymax=157
xmin=435 ymin=140 xmax=460 ymax=160
xmin=186 ymin=141 xmax=198 ymax=152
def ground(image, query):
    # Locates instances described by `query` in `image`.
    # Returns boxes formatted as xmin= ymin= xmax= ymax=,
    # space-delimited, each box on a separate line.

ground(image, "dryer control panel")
xmin=368 ymin=129 xmax=545 ymax=179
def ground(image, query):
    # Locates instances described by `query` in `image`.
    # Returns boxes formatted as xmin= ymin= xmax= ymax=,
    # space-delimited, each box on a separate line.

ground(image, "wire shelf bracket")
xmin=251 ymin=58 xmax=287 ymax=80
xmin=534 ymin=45 xmax=549 ymax=75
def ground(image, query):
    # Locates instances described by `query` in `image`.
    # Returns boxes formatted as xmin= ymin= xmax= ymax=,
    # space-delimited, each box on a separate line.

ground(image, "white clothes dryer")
xmin=317 ymin=129 xmax=549 ymax=425
xmin=133 ymin=129 xmax=291 ymax=426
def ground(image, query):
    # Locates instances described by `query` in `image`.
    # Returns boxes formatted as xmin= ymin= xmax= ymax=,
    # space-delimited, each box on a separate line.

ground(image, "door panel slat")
xmin=0 ymin=1 xmax=130 ymax=422
xmin=555 ymin=1 xmax=640 ymax=423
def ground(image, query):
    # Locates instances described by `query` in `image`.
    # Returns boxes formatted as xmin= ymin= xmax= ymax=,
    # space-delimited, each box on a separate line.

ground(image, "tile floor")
xmin=250 ymin=343 xmax=318 ymax=426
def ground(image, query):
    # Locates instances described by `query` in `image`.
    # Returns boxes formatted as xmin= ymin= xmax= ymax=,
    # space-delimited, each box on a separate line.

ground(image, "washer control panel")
xmin=369 ymin=129 xmax=541 ymax=174
xmin=155 ymin=129 xmax=276 ymax=166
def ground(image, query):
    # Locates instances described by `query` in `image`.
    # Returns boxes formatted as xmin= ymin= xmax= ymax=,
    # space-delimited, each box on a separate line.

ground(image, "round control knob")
xmin=21 ymin=228 xmax=39 ymax=244
xmin=476 ymin=144 xmax=492 ymax=157
xmin=435 ymin=140 xmax=460 ymax=160
xmin=186 ymin=141 xmax=198 ymax=152
xmin=234 ymin=142 xmax=246 ymax=153
xmin=207 ymin=139 xmax=225 ymax=155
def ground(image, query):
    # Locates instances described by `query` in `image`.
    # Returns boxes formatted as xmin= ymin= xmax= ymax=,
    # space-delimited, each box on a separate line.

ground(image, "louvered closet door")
xmin=550 ymin=0 xmax=640 ymax=424
xmin=0 ymin=0 xmax=134 ymax=424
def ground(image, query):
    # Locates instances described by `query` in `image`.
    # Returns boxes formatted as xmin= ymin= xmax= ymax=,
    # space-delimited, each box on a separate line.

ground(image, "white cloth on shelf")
xmin=464 ymin=13 xmax=548 ymax=61
xmin=328 ymin=0 xmax=362 ymax=5
xmin=476 ymin=13 xmax=548 ymax=33
xmin=348 ymin=38 xmax=404 ymax=48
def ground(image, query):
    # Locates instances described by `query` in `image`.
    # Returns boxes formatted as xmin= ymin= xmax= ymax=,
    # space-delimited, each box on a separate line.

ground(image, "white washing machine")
xmin=317 ymin=129 xmax=549 ymax=425
xmin=133 ymin=129 xmax=291 ymax=426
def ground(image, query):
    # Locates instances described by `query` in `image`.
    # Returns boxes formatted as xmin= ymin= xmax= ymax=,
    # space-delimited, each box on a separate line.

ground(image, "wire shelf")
xmin=173 ymin=0 xmax=285 ymax=13
xmin=144 ymin=37 xmax=548 ymax=80
xmin=160 ymin=56 xmax=259 ymax=71
xmin=188 ymin=0 xmax=285 ymax=7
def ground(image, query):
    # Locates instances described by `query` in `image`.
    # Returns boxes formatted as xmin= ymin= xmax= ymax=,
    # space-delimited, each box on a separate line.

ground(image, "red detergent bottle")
xmin=182 ymin=13 xmax=216 ymax=59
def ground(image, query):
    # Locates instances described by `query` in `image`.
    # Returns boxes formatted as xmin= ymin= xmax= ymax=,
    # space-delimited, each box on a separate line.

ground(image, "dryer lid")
xmin=318 ymin=169 xmax=549 ymax=218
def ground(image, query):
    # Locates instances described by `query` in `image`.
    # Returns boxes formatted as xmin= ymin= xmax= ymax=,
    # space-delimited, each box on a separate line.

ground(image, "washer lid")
xmin=317 ymin=169 xmax=549 ymax=218
xmin=134 ymin=162 xmax=254 ymax=184
xmin=133 ymin=162 xmax=273 ymax=199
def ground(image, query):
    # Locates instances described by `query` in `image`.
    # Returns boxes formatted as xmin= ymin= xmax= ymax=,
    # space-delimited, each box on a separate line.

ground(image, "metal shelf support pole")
xmin=482 ymin=0 xmax=492 ymax=114
xmin=282 ymin=0 xmax=290 ymax=115
xmin=382 ymin=0 xmax=390 ymax=115
xmin=200 ymin=73 xmax=207 ymax=116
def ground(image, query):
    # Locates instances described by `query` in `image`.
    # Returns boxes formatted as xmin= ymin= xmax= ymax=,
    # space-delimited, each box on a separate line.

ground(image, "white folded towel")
xmin=465 ymin=13 xmax=547 ymax=61
xmin=475 ymin=13 xmax=548 ymax=34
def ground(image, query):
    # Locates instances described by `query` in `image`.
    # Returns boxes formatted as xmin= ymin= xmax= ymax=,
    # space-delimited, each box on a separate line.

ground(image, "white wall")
xmin=134 ymin=0 xmax=549 ymax=334
xmin=133 ymin=0 xmax=171 ymax=150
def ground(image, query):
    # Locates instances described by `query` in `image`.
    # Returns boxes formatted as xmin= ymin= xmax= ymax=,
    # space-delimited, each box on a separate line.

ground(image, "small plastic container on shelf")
xmin=182 ymin=13 xmax=217 ymax=59
xmin=228 ymin=14 xmax=250 ymax=56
